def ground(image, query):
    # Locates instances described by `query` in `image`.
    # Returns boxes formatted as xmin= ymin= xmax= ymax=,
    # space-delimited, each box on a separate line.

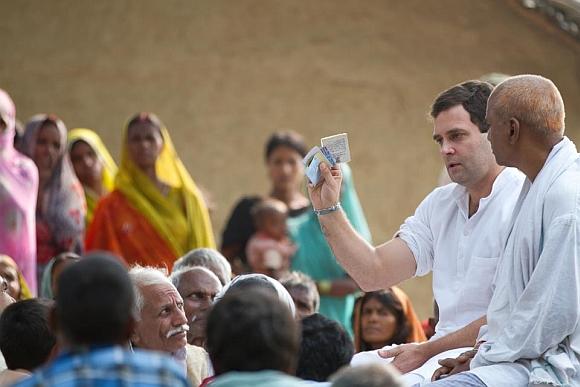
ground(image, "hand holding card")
xmin=303 ymin=146 xmax=336 ymax=185
xmin=303 ymin=133 xmax=351 ymax=185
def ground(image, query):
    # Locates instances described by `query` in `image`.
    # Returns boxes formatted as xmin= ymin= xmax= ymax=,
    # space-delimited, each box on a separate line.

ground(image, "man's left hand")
xmin=379 ymin=343 xmax=429 ymax=373
xmin=431 ymin=348 xmax=477 ymax=381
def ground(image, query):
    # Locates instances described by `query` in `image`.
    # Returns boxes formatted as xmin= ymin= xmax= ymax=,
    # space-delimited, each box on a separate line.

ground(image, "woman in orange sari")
xmin=86 ymin=113 xmax=215 ymax=270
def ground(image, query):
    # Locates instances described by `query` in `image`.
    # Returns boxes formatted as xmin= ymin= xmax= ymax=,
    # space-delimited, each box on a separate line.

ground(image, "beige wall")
xmin=2 ymin=0 xmax=579 ymax=318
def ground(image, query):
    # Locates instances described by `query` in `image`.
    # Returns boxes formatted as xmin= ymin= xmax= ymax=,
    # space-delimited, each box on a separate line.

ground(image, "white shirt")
xmin=397 ymin=167 xmax=525 ymax=339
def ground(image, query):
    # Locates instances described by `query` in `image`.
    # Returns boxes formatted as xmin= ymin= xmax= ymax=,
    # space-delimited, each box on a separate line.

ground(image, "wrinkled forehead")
xmin=288 ymin=286 xmax=314 ymax=303
xmin=181 ymin=270 xmax=222 ymax=292
xmin=142 ymin=282 xmax=182 ymax=306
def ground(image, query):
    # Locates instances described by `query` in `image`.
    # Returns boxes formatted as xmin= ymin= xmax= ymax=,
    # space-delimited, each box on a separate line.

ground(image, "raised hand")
xmin=307 ymin=163 xmax=342 ymax=210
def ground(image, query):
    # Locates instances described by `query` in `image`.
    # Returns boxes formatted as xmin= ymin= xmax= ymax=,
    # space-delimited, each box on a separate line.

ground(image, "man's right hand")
xmin=379 ymin=343 xmax=430 ymax=373
xmin=431 ymin=348 xmax=477 ymax=381
xmin=307 ymin=163 xmax=342 ymax=210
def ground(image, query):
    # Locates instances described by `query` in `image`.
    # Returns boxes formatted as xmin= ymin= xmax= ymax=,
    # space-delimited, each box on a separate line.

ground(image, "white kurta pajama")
xmin=465 ymin=137 xmax=580 ymax=387
xmin=351 ymin=167 xmax=525 ymax=384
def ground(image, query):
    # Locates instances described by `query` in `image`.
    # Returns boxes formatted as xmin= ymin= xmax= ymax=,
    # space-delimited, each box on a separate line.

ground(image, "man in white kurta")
xmin=424 ymin=75 xmax=580 ymax=386
xmin=309 ymin=80 xmax=525 ymax=375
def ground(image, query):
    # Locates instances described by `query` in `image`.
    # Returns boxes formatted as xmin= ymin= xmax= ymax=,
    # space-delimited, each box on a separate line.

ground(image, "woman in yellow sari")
xmin=86 ymin=113 xmax=215 ymax=270
xmin=68 ymin=128 xmax=117 ymax=227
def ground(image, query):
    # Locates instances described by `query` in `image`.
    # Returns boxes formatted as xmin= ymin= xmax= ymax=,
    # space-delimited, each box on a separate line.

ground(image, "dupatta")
xmin=21 ymin=114 xmax=86 ymax=264
xmin=114 ymin=116 xmax=215 ymax=257
xmin=68 ymin=128 xmax=117 ymax=224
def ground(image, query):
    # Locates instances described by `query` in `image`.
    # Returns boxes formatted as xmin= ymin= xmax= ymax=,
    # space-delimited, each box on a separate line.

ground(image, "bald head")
xmin=489 ymin=74 xmax=565 ymax=138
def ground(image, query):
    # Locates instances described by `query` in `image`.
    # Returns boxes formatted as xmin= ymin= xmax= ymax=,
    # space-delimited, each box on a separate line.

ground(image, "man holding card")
xmin=308 ymin=81 xmax=525 ymax=378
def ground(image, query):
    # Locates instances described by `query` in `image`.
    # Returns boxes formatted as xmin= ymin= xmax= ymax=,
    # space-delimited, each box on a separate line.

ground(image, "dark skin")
xmin=69 ymin=140 xmax=105 ymax=196
xmin=431 ymin=347 xmax=478 ymax=381
xmin=34 ymin=124 xmax=62 ymax=213
xmin=126 ymin=120 xmax=169 ymax=195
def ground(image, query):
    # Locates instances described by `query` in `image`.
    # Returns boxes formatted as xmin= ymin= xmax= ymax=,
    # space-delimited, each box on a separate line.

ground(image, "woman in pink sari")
xmin=21 ymin=114 xmax=85 ymax=280
xmin=0 ymin=89 xmax=39 ymax=294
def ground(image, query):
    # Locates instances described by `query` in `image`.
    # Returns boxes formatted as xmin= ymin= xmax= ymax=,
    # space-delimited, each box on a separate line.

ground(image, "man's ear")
xmin=129 ymin=317 xmax=140 ymax=346
xmin=508 ymin=117 xmax=520 ymax=145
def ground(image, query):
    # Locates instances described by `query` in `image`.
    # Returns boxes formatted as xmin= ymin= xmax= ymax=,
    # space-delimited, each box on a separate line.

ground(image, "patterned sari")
xmin=86 ymin=115 xmax=215 ymax=270
xmin=0 ymin=90 xmax=38 ymax=294
xmin=21 ymin=115 xmax=86 ymax=269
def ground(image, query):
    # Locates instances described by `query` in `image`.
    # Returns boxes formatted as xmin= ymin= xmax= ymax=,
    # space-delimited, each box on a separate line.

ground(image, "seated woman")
xmin=0 ymin=89 xmax=38 ymax=294
xmin=0 ymin=255 xmax=32 ymax=301
xmin=353 ymin=288 xmax=426 ymax=352
xmin=21 ymin=114 xmax=86 ymax=280
xmin=68 ymin=128 xmax=117 ymax=228
xmin=86 ymin=113 xmax=215 ymax=270
xmin=221 ymin=131 xmax=310 ymax=274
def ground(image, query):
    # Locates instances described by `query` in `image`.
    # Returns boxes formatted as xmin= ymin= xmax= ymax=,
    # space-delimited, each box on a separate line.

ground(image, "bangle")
xmin=317 ymin=280 xmax=332 ymax=294
xmin=314 ymin=202 xmax=341 ymax=216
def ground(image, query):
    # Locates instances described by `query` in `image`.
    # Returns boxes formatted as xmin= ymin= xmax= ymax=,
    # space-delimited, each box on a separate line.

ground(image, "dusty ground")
xmin=1 ymin=0 xmax=579 ymax=318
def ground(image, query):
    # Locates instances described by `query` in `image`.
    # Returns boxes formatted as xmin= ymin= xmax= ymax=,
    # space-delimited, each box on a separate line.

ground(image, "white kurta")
xmin=398 ymin=167 xmax=525 ymax=339
xmin=470 ymin=137 xmax=580 ymax=387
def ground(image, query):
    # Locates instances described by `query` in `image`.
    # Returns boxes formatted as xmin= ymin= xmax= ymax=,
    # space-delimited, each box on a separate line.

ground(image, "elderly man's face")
xmin=432 ymin=105 xmax=496 ymax=190
xmin=486 ymin=97 xmax=511 ymax=167
xmin=177 ymin=270 xmax=222 ymax=345
xmin=132 ymin=282 xmax=188 ymax=353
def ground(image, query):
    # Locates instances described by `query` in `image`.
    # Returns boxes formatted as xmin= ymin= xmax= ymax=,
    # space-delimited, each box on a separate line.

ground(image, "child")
xmin=246 ymin=198 xmax=297 ymax=279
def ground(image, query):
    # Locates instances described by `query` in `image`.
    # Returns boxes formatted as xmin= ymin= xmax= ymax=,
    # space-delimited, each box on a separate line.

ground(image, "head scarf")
xmin=352 ymin=287 xmax=426 ymax=352
xmin=0 ymin=89 xmax=38 ymax=293
xmin=0 ymin=254 xmax=32 ymax=300
xmin=21 ymin=114 xmax=86 ymax=263
xmin=68 ymin=128 xmax=117 ymax=225
xmin=40 ymin=252 xmax=81 ymax=299
xmin=114 ymin=113 xmax=215 ymax=256
xmin=214 ymin=273 xmax=296 ymax=317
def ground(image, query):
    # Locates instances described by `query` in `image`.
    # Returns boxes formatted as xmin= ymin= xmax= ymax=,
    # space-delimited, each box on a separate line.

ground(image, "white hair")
xmin=169 ymin=266 xmax=222 ymax=291
xmin=214 ymin=273 xmax=296 ymax=317
xmin=172 ymin=248 xmax=232 ymax=286
xmin=128 ymin=265 xmax=175 ymax=321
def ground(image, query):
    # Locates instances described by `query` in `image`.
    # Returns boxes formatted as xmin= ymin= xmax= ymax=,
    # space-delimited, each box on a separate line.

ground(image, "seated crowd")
xmin=0 ymin=73 xmax=578 ymax=387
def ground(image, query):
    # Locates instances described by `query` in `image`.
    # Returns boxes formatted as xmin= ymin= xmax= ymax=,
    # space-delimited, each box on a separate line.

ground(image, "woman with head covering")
xmin=21 ymin=114 xmax=86 ymax=280
xmin=352 ymin=288 xmax=426 ymax=353
xmin=68 ymin=128 xmax=117 ymax=228
xmin=0 ymin=255 xmax=32 ymax=300
xmin=86 ymin=112 xmax=215 ymax=270
xmin=39 ymin=252 xmax=80 ymax=299
xmin=0 ymin=90 xmax=39 ymax=294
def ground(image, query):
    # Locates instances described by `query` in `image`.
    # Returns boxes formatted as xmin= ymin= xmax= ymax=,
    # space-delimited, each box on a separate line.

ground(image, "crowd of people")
xmin=0 ymin=72 xmax=578 ymax=387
